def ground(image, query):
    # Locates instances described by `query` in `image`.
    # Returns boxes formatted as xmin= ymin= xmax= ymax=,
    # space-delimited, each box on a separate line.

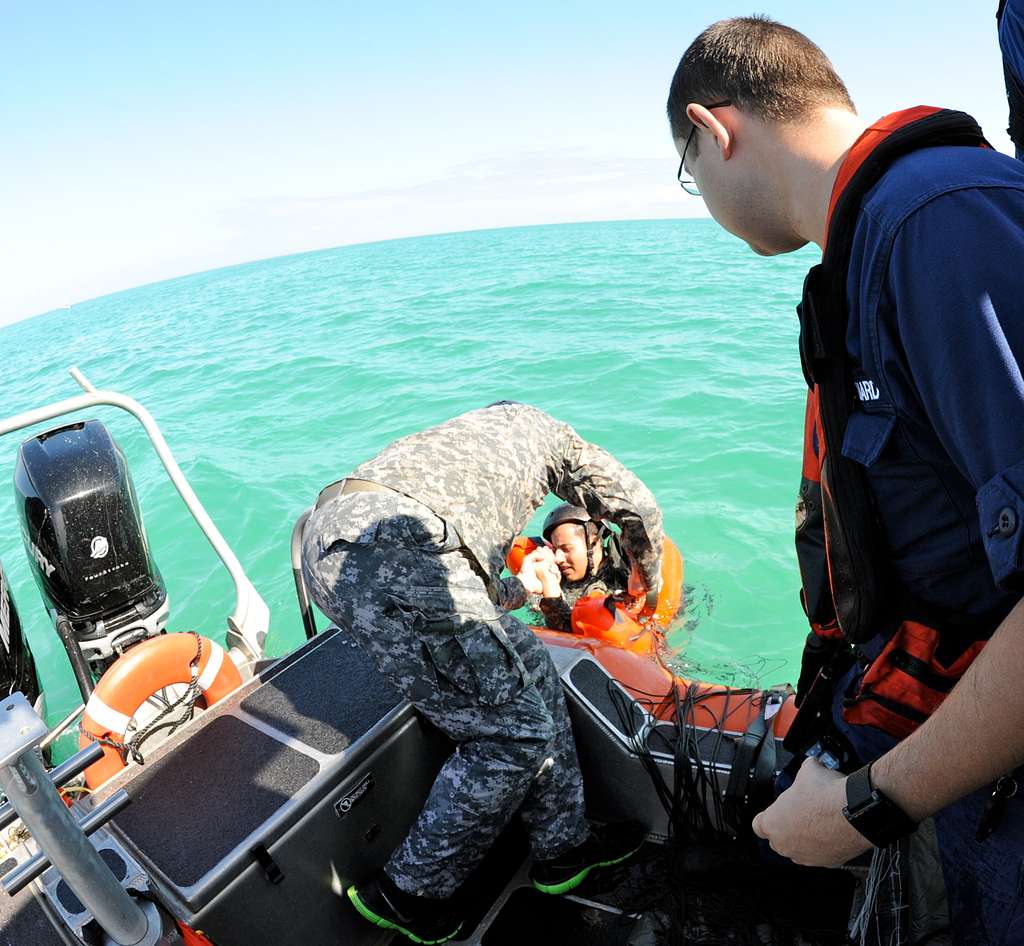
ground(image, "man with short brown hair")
xmin=667 ymin=15 xmax=1024 ymax=941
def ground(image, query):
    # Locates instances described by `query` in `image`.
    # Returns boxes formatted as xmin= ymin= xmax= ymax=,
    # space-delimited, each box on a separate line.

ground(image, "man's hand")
xmin=751 ymin=757 xmax=871 ymax=866
xmin=518 ymin=547 xmax=560 ymax=597
xmin=626 ymin=564 xmax=658 ymax=612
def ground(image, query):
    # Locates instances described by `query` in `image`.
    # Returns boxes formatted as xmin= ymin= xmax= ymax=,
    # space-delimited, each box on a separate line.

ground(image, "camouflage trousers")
xmin=301 ymin=490 xmax=589 ymax=898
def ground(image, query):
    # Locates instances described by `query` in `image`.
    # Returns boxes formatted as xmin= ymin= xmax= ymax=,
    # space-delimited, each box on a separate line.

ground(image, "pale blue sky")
xmin=1 ymin=2 xmax=1011 ymax=325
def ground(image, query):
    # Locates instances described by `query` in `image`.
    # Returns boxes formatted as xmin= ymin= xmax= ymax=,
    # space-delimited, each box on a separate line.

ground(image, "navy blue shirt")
xmin=1000 ymin=0 xmax=1024 ymax=160
xmin=825 ymin=123 xmax=1024 ymax=932
xmin=841 ymin=140 xmax=1024 ymax=629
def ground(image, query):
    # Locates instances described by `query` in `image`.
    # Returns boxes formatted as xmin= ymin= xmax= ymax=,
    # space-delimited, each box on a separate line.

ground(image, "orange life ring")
xmin=79 ymin=632 xmax=242 ymax=788
xmin=634 ymin=538 xmax=684 ymax=627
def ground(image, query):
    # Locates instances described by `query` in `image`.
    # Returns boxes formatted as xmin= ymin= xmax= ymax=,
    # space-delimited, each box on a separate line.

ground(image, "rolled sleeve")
xmin=978 ymin=459 xmax=1024 ymax=590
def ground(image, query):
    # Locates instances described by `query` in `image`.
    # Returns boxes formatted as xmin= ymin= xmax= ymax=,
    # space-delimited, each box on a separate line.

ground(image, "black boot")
xmin=347 ymin=870 xmax=464 ymax=944
xmin=530 ymin=820 xmax=646 ymax=895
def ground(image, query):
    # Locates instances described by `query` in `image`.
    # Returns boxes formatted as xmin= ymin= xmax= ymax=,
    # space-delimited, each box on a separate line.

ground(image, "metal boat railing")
xmin=0 ymin=692 xmax=168 ymax=946
xmin=0 ymin=366 xmax=270 ymax=666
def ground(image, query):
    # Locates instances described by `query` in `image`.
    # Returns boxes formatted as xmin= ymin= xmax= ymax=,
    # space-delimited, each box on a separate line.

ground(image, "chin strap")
xmin=583 ymin=524 xmax=612 ymax=582
xmin=582 ymin=538 xmax=597 ymax=582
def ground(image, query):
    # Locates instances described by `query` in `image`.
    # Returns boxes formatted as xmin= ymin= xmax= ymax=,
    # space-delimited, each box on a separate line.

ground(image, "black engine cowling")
xmin=14 ymin=420 xmax=167 ymax=682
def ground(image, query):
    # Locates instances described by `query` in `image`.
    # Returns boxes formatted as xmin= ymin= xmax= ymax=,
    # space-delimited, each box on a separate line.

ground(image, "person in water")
xmin=301 ymin=401 xmax=662 ymax=945
xmin=666 ymin=15 xmax=1024 ymax=941
xmin=536 ymin=503 xmax=632 ymax=632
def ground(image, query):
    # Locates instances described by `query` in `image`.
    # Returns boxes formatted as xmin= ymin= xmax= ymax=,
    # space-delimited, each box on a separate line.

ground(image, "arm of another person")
xmin=540 ymin=417 xmax=665 ymax=597
xmin=493 ymin=547 xmax=558 ymax=611
xmin=754 ymin=185 xmax=1024 ymax=865
xmin=492 ymin=575 xmax=529 ymax=611
xmin=538 ymin=596 xmax=572 ymax=631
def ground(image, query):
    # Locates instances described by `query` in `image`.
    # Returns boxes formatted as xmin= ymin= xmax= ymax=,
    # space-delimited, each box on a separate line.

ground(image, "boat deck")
xmin=8 ymin=626 xmax=859 ymax=945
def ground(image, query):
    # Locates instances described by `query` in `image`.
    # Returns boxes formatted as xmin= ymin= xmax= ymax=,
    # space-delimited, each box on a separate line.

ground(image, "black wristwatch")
xmin=842 ymin=763 xmax=918 ymax=847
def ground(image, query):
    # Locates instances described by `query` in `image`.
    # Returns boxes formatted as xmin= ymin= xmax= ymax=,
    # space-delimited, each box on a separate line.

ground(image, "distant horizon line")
xmin=2 ymin=215 xmax=713 ymax=331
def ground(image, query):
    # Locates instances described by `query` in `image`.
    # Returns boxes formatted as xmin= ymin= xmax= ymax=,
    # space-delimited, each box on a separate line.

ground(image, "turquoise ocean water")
xmin=0 ymin=219 xmax=818 ymax=758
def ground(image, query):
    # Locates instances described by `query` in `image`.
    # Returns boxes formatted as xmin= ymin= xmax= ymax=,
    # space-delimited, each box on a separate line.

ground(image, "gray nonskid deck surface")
xmin=111 ymin=628 xmax=404 ymax=890
xmin=0 ymin=833 xmax=67 ymax=943
xmin=241 ymin=629 xmax=402 ymax=754
xmin=113 ymin=715 xmax=320 ymax=886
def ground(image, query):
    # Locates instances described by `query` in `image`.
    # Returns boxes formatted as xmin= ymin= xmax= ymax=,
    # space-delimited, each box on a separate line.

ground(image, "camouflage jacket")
xmin=348 ymin=402 xmax=664 ymax=609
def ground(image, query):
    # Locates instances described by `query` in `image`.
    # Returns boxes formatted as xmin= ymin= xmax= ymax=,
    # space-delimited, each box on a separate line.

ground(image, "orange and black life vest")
xmin=793 ymin=107 xmax=994 ymax=740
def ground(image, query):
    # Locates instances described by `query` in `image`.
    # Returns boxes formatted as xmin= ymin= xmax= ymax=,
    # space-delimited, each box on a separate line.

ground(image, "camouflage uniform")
xmin=538 ymin=543 xmax=632 ymax=633
xmin=301 ymin=402 xmax=663 ymax=898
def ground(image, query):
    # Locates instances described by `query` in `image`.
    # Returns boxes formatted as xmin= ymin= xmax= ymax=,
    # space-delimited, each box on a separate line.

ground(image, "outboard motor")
xmin=14 ymin=420 xmax=168 ymax=694
xmin=0 ymin=557 xmax=41 ymax=706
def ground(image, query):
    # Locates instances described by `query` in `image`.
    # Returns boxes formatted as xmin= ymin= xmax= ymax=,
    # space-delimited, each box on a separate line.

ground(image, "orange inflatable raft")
xmin=509 ymin=533 xmax=795 ymax=742
xmin=535 ymin=626 xmax=797 ymax=744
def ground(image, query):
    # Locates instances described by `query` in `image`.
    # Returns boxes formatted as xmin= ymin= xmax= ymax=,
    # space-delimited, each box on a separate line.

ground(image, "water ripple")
xmin=0 ymin=219 xmax=819 ymax=729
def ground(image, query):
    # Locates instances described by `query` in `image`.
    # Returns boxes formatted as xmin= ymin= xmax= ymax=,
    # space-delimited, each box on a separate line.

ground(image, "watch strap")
xmin=845 ymin=761 xmax=874 ymax=810
xmin=843 ymin=763 xmax=918 ymax=848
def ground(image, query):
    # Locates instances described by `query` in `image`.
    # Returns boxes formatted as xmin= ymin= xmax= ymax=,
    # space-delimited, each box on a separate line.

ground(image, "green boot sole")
xmin=347 ymin=886 xmax=463 ymax=944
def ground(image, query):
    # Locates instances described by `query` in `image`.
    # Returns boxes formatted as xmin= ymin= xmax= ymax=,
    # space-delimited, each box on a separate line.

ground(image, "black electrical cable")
xmin=603 ymin=673 xmax=796 ymax=944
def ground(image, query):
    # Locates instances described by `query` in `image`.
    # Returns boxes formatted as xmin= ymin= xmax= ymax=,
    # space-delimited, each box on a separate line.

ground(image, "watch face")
xmin=844 ymin=789 xmax=916 ymax=848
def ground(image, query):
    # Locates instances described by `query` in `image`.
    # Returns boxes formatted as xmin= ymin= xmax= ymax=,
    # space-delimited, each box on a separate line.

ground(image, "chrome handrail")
xmin=0 ymin=367 xmax=269 ymax=665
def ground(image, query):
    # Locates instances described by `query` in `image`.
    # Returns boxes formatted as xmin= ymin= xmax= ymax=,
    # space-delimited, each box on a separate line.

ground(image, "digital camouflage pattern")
xmin=301 ymin=403 xmax=664 ymax=897
xmin=349 ymin=401 xmax=663 ymax=594
xmin=302 ymin=493 xmax=589 ymax=896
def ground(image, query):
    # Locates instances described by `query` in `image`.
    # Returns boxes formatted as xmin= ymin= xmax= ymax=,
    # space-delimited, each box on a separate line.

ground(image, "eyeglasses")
xmin=677 ymin=100 xmax=732 ymax=197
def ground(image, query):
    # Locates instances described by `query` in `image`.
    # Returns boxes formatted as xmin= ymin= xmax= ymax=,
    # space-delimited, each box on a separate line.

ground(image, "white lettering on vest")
xmin=855 ymin=379 xmax=880 ymax=402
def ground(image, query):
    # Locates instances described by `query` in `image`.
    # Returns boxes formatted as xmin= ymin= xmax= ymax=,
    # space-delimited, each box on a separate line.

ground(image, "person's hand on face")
xmin=537 ymin=545 xmax=563 ymax=598
xmin=518 ymin=547 xmax=562 ymax=597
